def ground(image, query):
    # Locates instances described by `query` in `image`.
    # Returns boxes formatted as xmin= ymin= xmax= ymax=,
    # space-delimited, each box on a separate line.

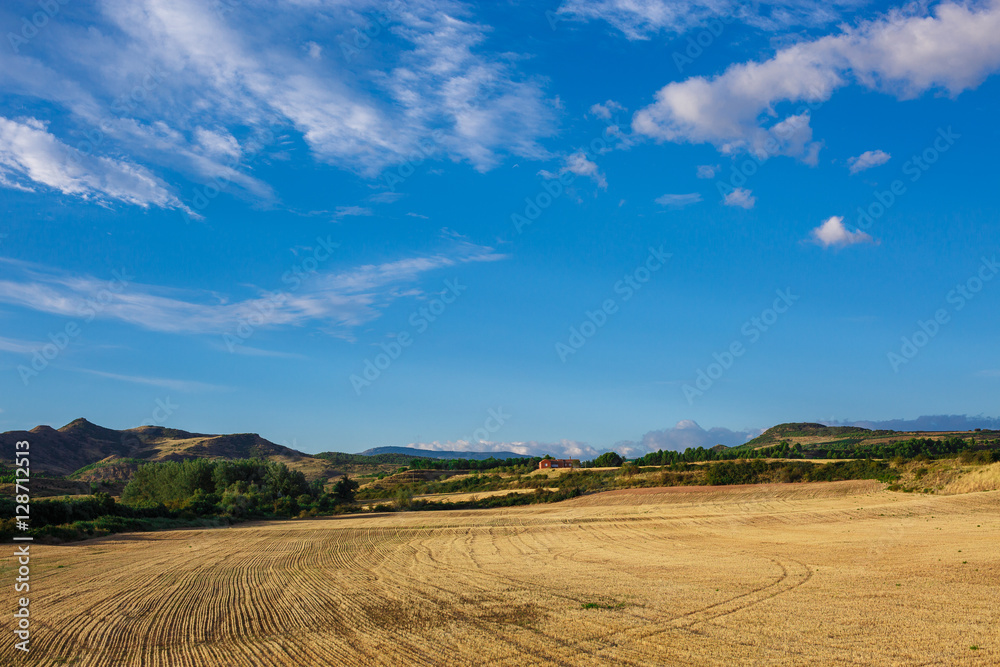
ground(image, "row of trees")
xmin=406 ymin=456 xmax=540 ymax=472
xmin=616 ymin=436 xmax=1000 ymax=467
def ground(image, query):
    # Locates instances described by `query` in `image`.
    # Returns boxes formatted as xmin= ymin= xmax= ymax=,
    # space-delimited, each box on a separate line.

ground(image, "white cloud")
xmin=0 ymin=240 xmax=506 ymax=336
xmin=655 ymin=192 xmax=702 ymax=207
xmin=194 ymin=127 xmax=241 ymax=159
xmin=632 ymin=1 xmax=1000 ymax=161
xmin=406 ymin=212 xmax=429 ymax=219
xmin=407 ymin=420 xmax=762 ymax=459
xmin=405 ymin=438 xmax=601 ymax=460
xmin=615 ymin=420 xmax=760 ymax=453
xmin=0 ymin=117 xmax=191 ymax=213
xmin=847 ymin=149 xmax=891 ymax=174
xmin=556 ymin=0 xmax=863 ymax=40
xmin=810 ymin=215 xmax=875 ymax=247
xmin=589 ymin=99 xmax=626 ymax=120
xmin=696 ymin=164 xmax=719 ymax=178
xmin=723 ymin=187 xmax=755 ymax=209
xmin=540 ymin=150 xmax=607 ymax=188
xmin=305 ymin=41 xmax=322 ymax=59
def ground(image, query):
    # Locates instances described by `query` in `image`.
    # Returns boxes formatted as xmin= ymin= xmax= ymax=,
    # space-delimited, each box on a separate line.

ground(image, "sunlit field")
xmin=3 ymin=480 xmax=997 ymax=666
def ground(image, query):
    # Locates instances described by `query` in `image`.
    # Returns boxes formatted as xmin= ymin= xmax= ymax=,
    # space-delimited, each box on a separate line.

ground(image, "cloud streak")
xmin=556 ymin=0 xmax=863 ymax=40
xmin=655 ymin=192 xmax=702 ymax=207
xmin=0 ymin=240 xmax=506 ymax=336
xmin=74 ymin=368 xmax=228 ymax=392
xmin=0 ymin=117 xmax=191 ymax=212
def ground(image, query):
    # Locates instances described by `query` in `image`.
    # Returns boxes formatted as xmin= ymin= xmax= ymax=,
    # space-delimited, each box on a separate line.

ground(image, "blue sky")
xmin=1 ymin=0 xmax=999 ymax=458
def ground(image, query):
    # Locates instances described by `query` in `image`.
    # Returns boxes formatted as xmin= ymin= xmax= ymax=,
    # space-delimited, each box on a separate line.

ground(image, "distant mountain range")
xmin=359 ymin=446 xmax=532 ymax=460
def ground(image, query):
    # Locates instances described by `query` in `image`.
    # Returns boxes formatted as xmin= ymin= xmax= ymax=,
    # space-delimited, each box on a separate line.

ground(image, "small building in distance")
xmin=538 ymin=458 xmax=580 ymax=470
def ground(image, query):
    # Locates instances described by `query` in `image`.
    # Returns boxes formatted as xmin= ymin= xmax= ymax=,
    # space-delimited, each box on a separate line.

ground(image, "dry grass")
xmin=942 ymin=462 xmax=1000 ymax=494
xmin=2 ymin=480 xmax=998 ymax=666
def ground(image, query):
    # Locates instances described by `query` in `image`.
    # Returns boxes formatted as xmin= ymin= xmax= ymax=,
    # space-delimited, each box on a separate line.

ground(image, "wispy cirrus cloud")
xmin=74 ymin=368 xmax=228 ymax=393
xmin=0 ymin=239 xmax=506 ymax=336
xmin=0 ymin=335 xmax=41 ymax=355
xmin=556 ymin=0 xmax=865 ymax=40
xmin=0 ymin=117 xmax=192 ymax=213
xmin=0 ymin=0 xmax=558 ymax=208
xmin=333 ymin=205 xmax=374 ymax=218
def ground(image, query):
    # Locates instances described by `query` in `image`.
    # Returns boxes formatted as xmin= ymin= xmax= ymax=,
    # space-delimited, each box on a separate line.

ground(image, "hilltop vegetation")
xmin=744 ymin=422 xmax=878 ymax=447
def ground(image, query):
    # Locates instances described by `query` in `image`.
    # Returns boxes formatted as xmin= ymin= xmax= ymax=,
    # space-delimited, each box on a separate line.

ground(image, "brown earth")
xmin=2 ymin=480 xmax=997 ymax=665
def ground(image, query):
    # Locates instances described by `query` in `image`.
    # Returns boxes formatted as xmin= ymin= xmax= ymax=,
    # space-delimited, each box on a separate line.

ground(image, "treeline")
xmin=632 ymin=436 xmax=1000 ymax=466
xmin=703 ymin=459 xmax=899 ymax=486
xmin=405 ymin=456 xmax=540 ymax=472
xmin=316 ymin=451 xmax=429 ymax=466
xmin=122 ymin=458 xmax=358 ymax=517
xmin=1 ymin=458 xmax=360 ymax=543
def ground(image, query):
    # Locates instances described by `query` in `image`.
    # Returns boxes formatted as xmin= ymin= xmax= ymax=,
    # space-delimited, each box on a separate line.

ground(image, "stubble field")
xmin=3 ymin=480 xmax=998 ymax=666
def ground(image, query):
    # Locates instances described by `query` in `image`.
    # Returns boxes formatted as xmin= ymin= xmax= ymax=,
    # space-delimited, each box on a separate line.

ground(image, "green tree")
xmin=593 ymin=451 xmax=624 ymax=467
xmin=331 ymin=475 xmax=359 ymax=505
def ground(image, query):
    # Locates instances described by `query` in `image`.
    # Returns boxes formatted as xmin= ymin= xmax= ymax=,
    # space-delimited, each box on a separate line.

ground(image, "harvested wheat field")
xmin=3 ymin=480 xmax=999 ymax=666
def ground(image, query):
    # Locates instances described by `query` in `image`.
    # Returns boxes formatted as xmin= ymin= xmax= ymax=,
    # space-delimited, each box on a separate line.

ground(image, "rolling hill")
xmin=0 ymin=418 xmax=333 ymax=480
